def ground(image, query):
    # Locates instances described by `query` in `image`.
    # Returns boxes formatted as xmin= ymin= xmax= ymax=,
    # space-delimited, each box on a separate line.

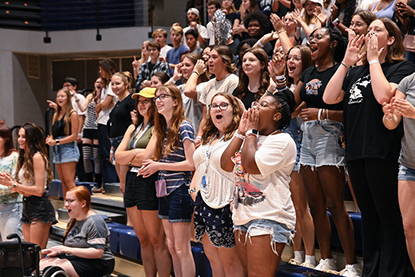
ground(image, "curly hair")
xmin=234 ymin=47 xmax=270 ymax=103
xmin=153 ymin=85 xmax=186 ymax=160
xmin=16 ymin=123 xmax=53 ymax=186
xmin=243 ymin=11 xmax=269 ymax=38
xmin=202 ymin=93 xmax=244 ymax=144
xmin=267 ymin=88 xmax=296 ymax=130
xmin=339 ymin=0 xmax=357 ymax=28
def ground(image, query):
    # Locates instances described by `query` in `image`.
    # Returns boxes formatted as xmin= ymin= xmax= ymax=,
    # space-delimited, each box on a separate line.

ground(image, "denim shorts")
xmin=398 ymin=164 xmax=415 ymax=181
xmin=158 ymin=184 xmax=194 ymax=223
xmin=22 ymin=193 xmax=57 ymax=224
xmin=110 ymin=136 xmax=123 ymax=163
xmin=283 ymin=117 xmax=303 ymax=172
xmin=234 ymin=219 xmax=294 ymax=255
xmin=194 ymin=193 xmax=235 ymax=248
xmin=52 ymin=137 xmax=80 ymax=164
xmin=299 ymin=119 xmax=345 ymax=168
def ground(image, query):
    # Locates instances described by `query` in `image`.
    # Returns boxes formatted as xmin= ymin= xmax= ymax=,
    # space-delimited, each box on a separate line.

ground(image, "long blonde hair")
xmin=54 ymin=88 xmax=76 ymax=137
xmin=153 ymin=85 xmax=186 ymax=160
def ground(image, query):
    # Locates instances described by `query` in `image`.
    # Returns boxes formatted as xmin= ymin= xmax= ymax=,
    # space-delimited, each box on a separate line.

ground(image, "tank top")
xmin=84 ymin=102 xmax=98 ymax=130
xmin=127 ymin=124 xmax=153 ymax=150
xmin=370 ymin=0 xmax=396 ymax=19
xmin=52 ymin=111 xmax=75 ymax=138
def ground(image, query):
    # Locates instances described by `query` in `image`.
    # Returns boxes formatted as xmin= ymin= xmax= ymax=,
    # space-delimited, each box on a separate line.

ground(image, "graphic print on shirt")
xmin=232 ymin=151 xmax=265 ymax=206
xmin=305 ymin=79 xmax=322 ymax=95
xmin=348 ymin=75 xmax=370 ymax=105
xmin=68 ymin=225 xmax=82 ymax=242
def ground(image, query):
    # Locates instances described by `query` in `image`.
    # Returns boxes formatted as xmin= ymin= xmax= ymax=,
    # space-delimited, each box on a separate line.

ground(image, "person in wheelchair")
xmin=40 ymin=186 xmax=114 ymax=277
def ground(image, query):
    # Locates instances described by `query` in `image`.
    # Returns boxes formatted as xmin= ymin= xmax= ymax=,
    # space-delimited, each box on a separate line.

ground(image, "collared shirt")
xmin=135 ymin=59 xmax=169 ymax=90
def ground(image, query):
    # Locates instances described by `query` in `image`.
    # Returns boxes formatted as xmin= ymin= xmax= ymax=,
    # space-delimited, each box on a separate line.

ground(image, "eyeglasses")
xmin=154 ymin=94 xmax=173 ymax=101
xmin=65 ymin=199 xmax=76 ymax=204
xmin=309 ymin=33 xmax=328 ymax=42
xmin=251 ymin=101 xmax=279 ymax=111
xmin=138 ymin=99 xmax=152 ymax=105
xmin=287 ymin=55 xmax=301 ymax=61
xmin=209 ymin=102 xmax=229 ymax=111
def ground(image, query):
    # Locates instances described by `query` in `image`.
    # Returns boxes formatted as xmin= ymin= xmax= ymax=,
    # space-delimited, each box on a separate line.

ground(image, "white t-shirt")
xmin=232 ymin=133 xmax=297 ymax=230
xmin=183 ymin=24 xmax=209 ymax=48
xmin=160 ymin=44 xmax=172 ymax=58
xmin=207 ymin=21 xmax=215 ymax=46
xmin=199 ymin=74 xmax=239 ymax=108
xmin=179 ymin=82 xmax=205 ymax=133
xmin=193 ymin=136 xmax=235 ymax=208
xmin=71 ymin=93 xmax=86 ymax=116
xmin=97 ymin=83 xmax=117 ymax=125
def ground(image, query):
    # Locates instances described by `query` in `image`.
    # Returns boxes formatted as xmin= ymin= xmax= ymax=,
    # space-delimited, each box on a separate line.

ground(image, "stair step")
xmin=104 ymin=183 xmax=122 ymax=196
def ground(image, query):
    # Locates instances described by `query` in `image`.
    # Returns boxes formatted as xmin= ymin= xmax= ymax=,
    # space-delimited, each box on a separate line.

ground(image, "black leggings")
xmin=347 ymin=158 xmax=408 ymax=277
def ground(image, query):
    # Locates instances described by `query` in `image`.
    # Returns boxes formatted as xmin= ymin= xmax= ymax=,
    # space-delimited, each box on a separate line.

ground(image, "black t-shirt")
xmin=226 ymin=12 xmax=241 ymax=26
xmin=342 ymin=60 xmax=415 ymax=162
xmin=299 ymin=64 xmax=343 ymax=110
xmin=108 ymin=94 xmax=136 ymax=138
xmin=233 ymin=88 xmax=258 ymax=110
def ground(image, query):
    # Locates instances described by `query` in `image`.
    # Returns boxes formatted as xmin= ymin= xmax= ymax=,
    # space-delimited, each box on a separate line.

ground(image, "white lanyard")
xmin=131 ymin=123 xmax=151 ymax=149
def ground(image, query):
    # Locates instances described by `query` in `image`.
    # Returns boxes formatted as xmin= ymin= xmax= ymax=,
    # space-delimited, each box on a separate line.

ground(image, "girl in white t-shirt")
xmin=221 ymin=90 xmax=297 ymax=276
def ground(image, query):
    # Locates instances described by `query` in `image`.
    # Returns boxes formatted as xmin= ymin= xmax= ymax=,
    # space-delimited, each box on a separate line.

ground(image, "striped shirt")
xmin=159 ymin=120 xmax=194 ymax=194
xmin=84 ymin=101 xmax=98 ymax=129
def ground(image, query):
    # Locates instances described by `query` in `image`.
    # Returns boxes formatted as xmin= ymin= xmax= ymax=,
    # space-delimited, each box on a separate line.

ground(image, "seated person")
xmin=40 ymin=186 xmax=114 ymax=277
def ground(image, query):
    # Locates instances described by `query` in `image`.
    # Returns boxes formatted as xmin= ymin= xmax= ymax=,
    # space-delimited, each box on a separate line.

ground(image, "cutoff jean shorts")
xmin=299 ymin=119 xmax=345 ymax=168
xmin=52 ymin=137 xmax=80 ymax=164
xmin=398 ymin=164 xmax=415 ymax=182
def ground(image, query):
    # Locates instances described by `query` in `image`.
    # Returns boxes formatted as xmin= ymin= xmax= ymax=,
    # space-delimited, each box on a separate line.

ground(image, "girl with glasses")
xmin=131 ymin=85 xmax=196 ymax=277
xmin=115 ymin=87 xmax=171 ymax=277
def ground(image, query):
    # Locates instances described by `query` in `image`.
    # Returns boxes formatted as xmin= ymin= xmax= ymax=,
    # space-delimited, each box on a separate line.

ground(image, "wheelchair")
xmin=0 ymin=234 xmax=68 ymax=277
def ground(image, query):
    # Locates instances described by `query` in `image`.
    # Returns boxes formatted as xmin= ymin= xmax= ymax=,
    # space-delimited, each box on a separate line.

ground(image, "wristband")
xmin=235 ymin=131 xmax=245 ymax=140
xmin=195 ymin=136 xmax=202 ymax=141
xmin=318 ymin=108 xmax=323 ymax=121
xmin=75 ymin=99 xmax=80 ymax=102
xmin=133 ymin=68 xmax=137 ymax=71
xmin=169 ymin=78 xmax=177 ymax=84
xmin=369 ymin=60 xmax=380 ymax=65
xmin=332 ymin=18 xmax=339 ymax=26
xmin=257 ymin=40 xmax=264 ymax=47
xmin=340 ymin=62 xmax=349 ymax=70
xmin=192 ymin=70 xmax=200 ymax=76
xmin=78 ymin=133 xmax=82 ymax=136
xmin=110 ymin=150 xmax=114 ymax=153
xmin=246 ymin=129 xmax=258 ymax=137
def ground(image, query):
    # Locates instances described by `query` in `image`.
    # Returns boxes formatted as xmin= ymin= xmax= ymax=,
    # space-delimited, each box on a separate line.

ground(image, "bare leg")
xmin=301 ymin=165 xmax=332 ymax=259
xmin=399 ymin=180 xmax=415 ymax=268
xmin=290 ymin=171 xmax=315 ymax=256
xmin=28 ymin=221 xmax=52 ymax=249
xmin=246 ymin=235 xmax=285 ymax=277
xmin=56 ymin=162 xmax=77 ymax=198
xmin=40 ymin=257 xmax=79 ymax=277
xmin=318 ymin=166 xmax=356 ymax=264
xmin=234 ymin=230 xmax=248 ymax=276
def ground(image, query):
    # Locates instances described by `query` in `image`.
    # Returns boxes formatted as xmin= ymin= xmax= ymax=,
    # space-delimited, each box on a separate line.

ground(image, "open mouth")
xmin=67 ymin=209 xmax=72 ymax=213
xmin=216 ymin=114 xmax=223 ymax=120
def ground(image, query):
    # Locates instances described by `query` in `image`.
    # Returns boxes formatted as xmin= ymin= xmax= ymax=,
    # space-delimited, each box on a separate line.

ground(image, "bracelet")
xmin=275 ymin=75 xmax=286 ymax=81
xmin=257 ymin=40 xmax=264 ymax=47
xmin=235 ymin=131 xmax=245 ymax=140
xmin=169 ymin=78 xmax=177 ymax=84
xmin=318 ymin=108 xmax=323 ymax=121
xmin=277 ymin=29 xmax=286 ymax=34
xmin=75 ymin=99 xmax=80 ymax=102
xmin=110 ymin=150 xmax=114 ymax=153
xmin=369 ymin=60 xmax=380 ymax=65
xmin=326 ymin=109 xmax=329 ymax=120
xmin=192 ymin=70 xmax=200 ymax=76
xmin=195 ymin=136 xmax=202 ymax=141
xmin=340 ymin=62 xmax=349 ymax=70
xmin=133 ymin=68 xmax=137 ymax=71
xmin=77 ymin=133 xmax=81 ymax=136
xmin=385 ymin=115 xmax=393 ymax=121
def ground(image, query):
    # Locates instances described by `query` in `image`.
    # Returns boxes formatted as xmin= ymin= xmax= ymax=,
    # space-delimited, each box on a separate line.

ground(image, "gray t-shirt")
xmin=396 ymin=73 xmax=415 ymax=169
xmin=64 ymin=214 xmax=114 ymax=261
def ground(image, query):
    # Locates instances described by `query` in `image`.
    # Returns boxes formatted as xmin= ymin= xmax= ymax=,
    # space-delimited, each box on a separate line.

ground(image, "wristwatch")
xmin=12 ymin=183 xmax=18 ymax=191
xmin=188 ymin=188 xmax=196 ymax=194
xmin=245 ymin=129 xmax=258 ymax=137
xmin=55 ymin=139 xmax=60 ymax=145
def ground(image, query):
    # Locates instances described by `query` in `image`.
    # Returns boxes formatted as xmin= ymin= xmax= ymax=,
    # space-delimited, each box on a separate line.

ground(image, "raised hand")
xmin=270 ymin=13 xmax=285 ymax=32
xmin=343 ymin=34 xmax=366 ymax=67
xmin=365 ymin=32 xmax=384 ymax=63
xmin=194 ymin=59 xmax=207 ymax=75
xmin=313 ymin=6 xmax=328 ymax=26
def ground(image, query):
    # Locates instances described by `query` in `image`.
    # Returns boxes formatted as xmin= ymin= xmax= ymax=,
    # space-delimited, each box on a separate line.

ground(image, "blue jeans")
xmin=97 ymin=124 xmax=118 ymax=185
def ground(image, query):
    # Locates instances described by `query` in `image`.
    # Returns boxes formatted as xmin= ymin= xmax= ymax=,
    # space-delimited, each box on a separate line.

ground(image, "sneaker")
xmin=300 ymin=261 xmax=316 ymax=268
xmin=315 ymin=258 xmax=338 ymax=274
xmin=92 ymin=186 xmax=105 ymax=194
xmin=339 ymin=263 xmax=362 ymax=277
xmin=288 ymin=258 xmax=302 ymax=265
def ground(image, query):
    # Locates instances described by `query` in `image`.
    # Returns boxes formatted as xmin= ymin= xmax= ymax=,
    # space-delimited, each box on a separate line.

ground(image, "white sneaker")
xmin=315 ymin=258 xmax=338 ymax=274
xmin=300 ymin=261 xmax=315 ymax=268
xmin=288 ymin=258 xmax=302 ymax=265
xmin=339 ymin=263 xmax=362 ymax=277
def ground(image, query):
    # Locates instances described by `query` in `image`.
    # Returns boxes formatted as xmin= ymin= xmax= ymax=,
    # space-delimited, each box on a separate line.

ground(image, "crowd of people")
xmin=1 ymin=0 xmax=415 ymax=276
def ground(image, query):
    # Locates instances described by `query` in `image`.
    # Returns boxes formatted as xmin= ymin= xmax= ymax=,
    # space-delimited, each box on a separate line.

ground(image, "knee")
xmin=149 ymin=235 xmax=166 ymax=251
xmin=402 ymin=219 xmax=415 ymax=240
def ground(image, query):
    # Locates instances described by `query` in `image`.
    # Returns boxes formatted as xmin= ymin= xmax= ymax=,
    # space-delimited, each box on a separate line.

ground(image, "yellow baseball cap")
xmin=132 ymin=87 xmax=156 ymax=99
